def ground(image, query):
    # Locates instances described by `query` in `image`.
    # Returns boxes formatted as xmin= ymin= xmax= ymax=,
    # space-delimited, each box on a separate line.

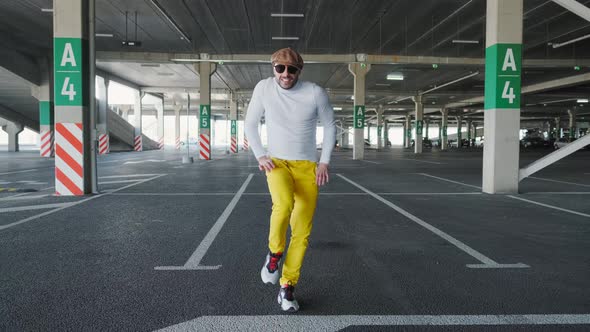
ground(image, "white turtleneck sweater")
xmin=245 ymin=77 xmax=336 ymax=164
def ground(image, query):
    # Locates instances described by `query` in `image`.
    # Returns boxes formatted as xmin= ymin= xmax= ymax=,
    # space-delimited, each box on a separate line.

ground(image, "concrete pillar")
xmin=555 ymin=116 xmax=561 ymax=139
xmin=404 ymin=115 xmax=412 ymax=148
xmin=424 ymin=118 xmax=430 ymax=139
xmin=567 ymin=109 xmax=577 ymax=140
xmin=0 ymin=120 xmax=24 ymax=152
xmin=196 ymin=58 xmax=216 ymax=160
xmin=376 ymin=106 xmax=384 ymax=150
xmin=53 ymin=0 xmax=93 ymax=195
xmin=441 ymin=109 xmax=448 ymax=150
xmin=174 ymin=104 xmax=182 ymax=150
xmin=229 ymin=91 xmax=238 ymax=153
xmin=456 ymin=116 xmax=463 ymax=147
xmin=342 ymin=127 xmax=349 ymax=148
xmin=243 ymin=101 xmax=249 ymax=151
xmin=37 ymin=57 xmax=54 ymax=157
xmin=466 ymin=119 xmax=473 ymax=147
xmin=412 ymin=95 xmax=424 ymax=154
xmin=348 ymin=60 xmax=371 ymax=160
xmin=133 ymin=91 xmax=144 ymax=151
xmin=156 ymin=97 xmax=164 ymax=149
xmin=97 ymin=77 xmax=109 ymax=154
xmin=383 ymin=119 xmax=389 ymax=148
xmin=482 ymin=0 xmax=523 ymax=194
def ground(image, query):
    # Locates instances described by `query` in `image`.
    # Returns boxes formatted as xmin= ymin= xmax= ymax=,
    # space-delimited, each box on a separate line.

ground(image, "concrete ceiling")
xmin=1 ymin=0 xmax=590 ymax=130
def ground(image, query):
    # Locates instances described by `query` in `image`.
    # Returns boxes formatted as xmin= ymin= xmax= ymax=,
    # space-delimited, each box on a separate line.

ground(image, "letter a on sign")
xmin=502 ymin=48 xmax=516 ymax=72
xmin=202 ymin=106 xmax=209 ymax=115
xmin=60 ymin=43 xmax=77 ymax=67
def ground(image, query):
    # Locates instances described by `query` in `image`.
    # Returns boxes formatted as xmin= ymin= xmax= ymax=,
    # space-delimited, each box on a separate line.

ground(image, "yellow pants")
xmin=266 ymin=158 xmax=318 ymax=286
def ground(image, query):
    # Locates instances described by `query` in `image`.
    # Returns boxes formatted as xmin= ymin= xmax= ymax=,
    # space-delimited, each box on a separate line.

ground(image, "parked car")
xmin=520 ymin=136 xmax=548 ymax=148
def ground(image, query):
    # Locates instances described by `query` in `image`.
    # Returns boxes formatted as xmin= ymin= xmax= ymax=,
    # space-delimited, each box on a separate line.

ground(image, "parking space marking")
xmin=529 ymin=176 xmax=590 ymax=188
xmin=402 ymin=159 xmax=444 ymax=165
xmin=0 ymin=174 xmax=166 ymax=231
xmin=337 ymin=174 xmax=528 ymax=269
xmin=99 ymin=179 xmax=144 ymax=185
xmin=155 ymin=174 xmax=253 ymax=271
xmin=360 ymin=160 xmax=381 ymax=164
xmin=112 ymin=193 xmax=235 ymax=196
xmin=508 ymin=195 xmax=590 ymax=218
xmin=158 ymin=314 xmax=590 ymax=331
xmin=0 ymin=169 xmax=38 ymax=175
xmin=418 ymin=173 xmax=481 ymax=189
xmin=527 ymin=192 xmax=590 ymax=195
xmin=0 ymin=194 xmax=49 ymax=201
xmin=0 ymin=203 xmax=72 ymax=213
xmin=99 ymin=174 xmax=161 ymax=179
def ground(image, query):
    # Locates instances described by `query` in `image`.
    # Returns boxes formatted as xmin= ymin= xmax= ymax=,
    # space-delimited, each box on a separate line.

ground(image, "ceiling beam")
xmin=0 ymin=103 xmax=38 ymax=132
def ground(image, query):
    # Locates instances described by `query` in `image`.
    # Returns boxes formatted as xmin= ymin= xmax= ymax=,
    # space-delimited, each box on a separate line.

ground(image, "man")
xmin=244 ymin=48 xmax=336 ymax=312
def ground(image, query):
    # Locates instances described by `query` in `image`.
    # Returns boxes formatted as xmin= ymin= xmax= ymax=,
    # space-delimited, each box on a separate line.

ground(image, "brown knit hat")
xmin=271 ymin=48 xmax=304 ymax=69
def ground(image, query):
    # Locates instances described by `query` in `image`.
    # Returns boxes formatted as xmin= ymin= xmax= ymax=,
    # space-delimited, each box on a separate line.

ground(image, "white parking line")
xmin=98 ymin=180 xmax=143 ymax=184
xmin=112 ymin=193 xmax=235 ymax=196
xmin=418 ymin=173 xmax=481 ymax=189
xmin=526 ymin=192 xmax=590 ymax=195
xmin=529 ymin=176 xmax=590 ymax=188
xmin=0 ymin=169 xmax=38 ymax=175
xmin=0 ymin=174 xmax=166 ymax=231
xmin=360 ymin=160 xmax=381 ymax=164
xmin=402 ymin=159 xmax=444 ymax=165
xmin=155 ymin=174 xmax=253 ymax=271
xmin=337 ymin=174 xmax=528 ymax=269
xmin=507 ymin=195 xmax=590 ymax=218
xmin=0 ymin=194 xmax=49 ymax=201
xmin=158 ymin=314 xmax=590 ymax=332
xmin=0 ymin=203 xmax=72 ymax=213
xmin=99 ymin=174 xmax=161 ymax=179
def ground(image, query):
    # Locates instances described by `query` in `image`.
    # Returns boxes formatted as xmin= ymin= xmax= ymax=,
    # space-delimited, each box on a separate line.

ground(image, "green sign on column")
xmin=354 ymin=105 xmax=365 ymax=129
xmin=416 ymin=120 xmax=423 ymax=136
xmin=200 ymin=105 xmax=210 ymax=128
xmin=484 ymin=43 xmax=521 ymax=110
xmin=570 ymin=127 xmax=576 ymax=139
xmin=442 ymin=125 xmax=448 ymax=137
xmin=39 ymin=101 xmax=53 ymax=125
xmin=54 ymin=38 xmax=83 ymax=106
xmin=377 ymin=125 xmax=382 ymax=137
xmin=231 ymin=120 xmax=237 ymax=135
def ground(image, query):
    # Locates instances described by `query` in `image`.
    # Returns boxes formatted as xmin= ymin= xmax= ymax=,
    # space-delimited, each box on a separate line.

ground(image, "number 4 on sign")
xmin=502 ymin=81 xmax=515 ymax=104
xmin=61 ymin=77 xmax=77 ymax=101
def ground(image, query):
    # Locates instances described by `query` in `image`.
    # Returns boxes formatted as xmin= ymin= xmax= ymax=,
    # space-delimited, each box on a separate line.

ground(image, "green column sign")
xmin=200 ymin=105 xmax=210 ymax=129
xmin=39 ymin=101 xmax=53 ymax=125
xmin=377 ymin=125 xmax=382 ymax=137
xmin=484 ymin=43 xmax=521 ymax=110
xmin=416 ymin=120 xmax=423 ymax=136
xmin=231 ymin=120 xmax=237 ymax=135
xmin=442 ymin=125 xmax=448 ymax=137
xmin=354 ymin=105 xmax=365 ymax=129
xmin=54 ymin=38 xmax=83 ymax=106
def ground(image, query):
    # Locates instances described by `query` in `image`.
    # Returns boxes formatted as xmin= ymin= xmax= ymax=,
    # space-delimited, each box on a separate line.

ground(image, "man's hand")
xmin=258 ymin=156 xmax=275 ymax=172
xmin=316 ymin=162 xmax=329 ymax=186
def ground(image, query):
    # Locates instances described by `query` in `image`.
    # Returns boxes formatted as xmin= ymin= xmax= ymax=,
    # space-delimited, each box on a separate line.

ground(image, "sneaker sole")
xmin=261 ymin=267 xmax=279 ymax=285
xmin=277 ymin=294 xmax=299 ymax=312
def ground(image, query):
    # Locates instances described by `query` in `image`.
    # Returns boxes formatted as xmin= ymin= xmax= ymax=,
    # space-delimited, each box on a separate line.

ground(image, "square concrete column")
xmin=441 ymin=108 xmax=448 ymax=150
xmin=466 ymin=119 xmax=473 ymax=147
xmin=377 ymin=105 xmax=384 ymax=150
xmin=156 ymin=97 xmax=164 ymax=149
xmin=348 ymin=60 xmax=371 ymax=160
xmin=412 ymin=95 xmax=424 ymax=154
xmin=383 ymin=119 xmax=389 ymax=148
xmin=195 ymin=58 xmax=216 ymax=160
xmin=404 ymin=115 xmax=412 ymax=148
xmin=482 ymin=0 xmax=523 ymax=194
xmin=229 ymin=91 xmax=238 ymax=153
xmin=242 ymin=101 xmax=249 ymax=151
xmin=456 ymin=116 xmax=463 ymax=146
xmin=568 ymin=109 xmax=577 ymax=139
xmin=174 ymin=104 xmax=182 ymax=150
xmin=133 ymin=91 xmax=143 ymax=151
xmin=0 ymin=119 xmax=23 ymax=152
xmin=53 ymin=0 xmax=93 ymax=195
xmin=554 ymin=116 xmax=561 ymax=139
xmin=97 ymin=77 xmax=109 ymax=154
xmin=35 ymin=57 xmax=55 ymax=158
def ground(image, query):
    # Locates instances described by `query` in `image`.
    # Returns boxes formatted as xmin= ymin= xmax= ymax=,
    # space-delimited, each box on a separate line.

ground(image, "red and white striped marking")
xmin=98 ymin=134 xmax=109 ymax=155
xmin=175 ymin=137 xmax=181 ymax=150
xmin=230 ymin=137 xmax=237 ymax=153
xmin=55 ymin=123 xmax=83 ymax=196
xmin=134 ymin=135 xmax=143 ymax=152
xmin=40 ymin=129 xmax=54 ymax=157
xmin=243 ymin=137 xmax=249 ymax=151
xmin=199 ymin=134 xmax=210 ymax=160
xmin=158 ymin=137 xmax=164 ymax=150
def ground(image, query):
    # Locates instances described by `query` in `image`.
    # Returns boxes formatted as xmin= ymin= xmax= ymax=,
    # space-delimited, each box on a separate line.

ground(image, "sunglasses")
xmin=273 ymin=64 xmax=300 ymax=74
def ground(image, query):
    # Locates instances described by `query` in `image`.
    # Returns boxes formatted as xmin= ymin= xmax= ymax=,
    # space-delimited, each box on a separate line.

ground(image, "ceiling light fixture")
xmin=150 ymin=0 xmax=191 ymax=43
xmin=387 ymin=73 xmax=404 ymax=80
xmin=452 ymin=39 xmax=479 ymax=44
xmin=41 ymin=8 xmax=53 ymax=12
xmin=333 ymin=107 xmax=343 ymax=111
xmin=95 ymin=33 xmax=114 ymax=38
xmin=577 ymin=98 xmax=589 ymax=103
xmin=272 ymin=36 xmax=299 ymax=40
xmin=271 ymin=13 xmax=304 ymax=17
xmin=549 ymin=33 xmax=590 ymax=49
xmin=140 ymin=63 xmax=161 ymax=67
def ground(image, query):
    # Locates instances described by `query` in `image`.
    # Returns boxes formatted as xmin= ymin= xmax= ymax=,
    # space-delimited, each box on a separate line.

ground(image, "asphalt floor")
xmin=0 ymin=146 xmax=589 ymax=331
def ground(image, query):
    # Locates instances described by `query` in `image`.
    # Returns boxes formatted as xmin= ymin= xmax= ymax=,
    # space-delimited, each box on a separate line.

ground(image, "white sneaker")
xmin=277 ymin=285 xmax=299 ymax=312
xmin=260 ymin=252 xmax=282 ymax=285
